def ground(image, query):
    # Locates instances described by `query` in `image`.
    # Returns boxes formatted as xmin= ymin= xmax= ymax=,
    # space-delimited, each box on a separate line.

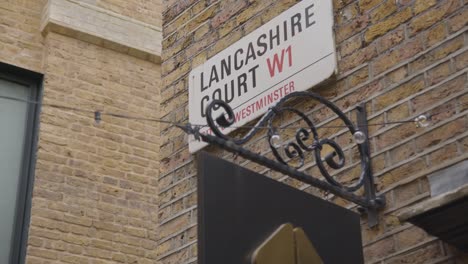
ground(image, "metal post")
xmin=356 ymin=103 xmax=385 ymax=227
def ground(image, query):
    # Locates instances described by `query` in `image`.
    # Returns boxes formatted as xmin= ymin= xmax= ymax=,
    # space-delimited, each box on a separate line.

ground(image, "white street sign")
xmin=188 ymin=0 xmax=336 ymax=153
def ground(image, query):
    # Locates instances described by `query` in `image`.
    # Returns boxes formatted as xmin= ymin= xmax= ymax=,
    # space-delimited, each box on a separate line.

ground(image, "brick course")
xmin=159 ymin=0 xmax=468 ymax=263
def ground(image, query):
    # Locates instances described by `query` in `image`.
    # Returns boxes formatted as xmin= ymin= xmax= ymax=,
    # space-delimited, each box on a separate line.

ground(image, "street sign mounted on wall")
xmin=188 ymin=0 xmax=337 ymax=152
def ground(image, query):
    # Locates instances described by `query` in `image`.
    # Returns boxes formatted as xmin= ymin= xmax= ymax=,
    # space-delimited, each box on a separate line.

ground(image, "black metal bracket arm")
xmin=180 ymin=91 xmax=385 ymax=227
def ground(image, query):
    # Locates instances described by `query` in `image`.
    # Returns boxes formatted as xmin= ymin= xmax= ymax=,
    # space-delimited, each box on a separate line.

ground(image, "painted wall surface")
xmin=159 ymin=0 xmax=468 ymax=263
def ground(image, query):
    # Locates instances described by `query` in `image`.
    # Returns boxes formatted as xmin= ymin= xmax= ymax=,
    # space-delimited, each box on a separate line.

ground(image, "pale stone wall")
xmin=41 ymin=0 xmax=162 ymax=63
xmin=81 ymin=0 xmax=162 ymax=27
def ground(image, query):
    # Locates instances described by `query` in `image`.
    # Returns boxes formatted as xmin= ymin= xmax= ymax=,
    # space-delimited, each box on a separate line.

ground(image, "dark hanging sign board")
xmin=197 ymin=152 xmax=364 ymax=264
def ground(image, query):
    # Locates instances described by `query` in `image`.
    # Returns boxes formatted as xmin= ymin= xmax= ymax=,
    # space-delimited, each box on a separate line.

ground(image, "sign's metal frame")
xmin=179 ymin=91 xmax=386 ymax=227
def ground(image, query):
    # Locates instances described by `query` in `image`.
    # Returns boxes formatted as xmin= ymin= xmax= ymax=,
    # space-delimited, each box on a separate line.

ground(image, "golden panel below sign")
xmin=251 ymin=223 xmax=295 ymax=264
xmin=294 ymin=227 xmax=324 ymax=264
xmin=251 ymin=223 xmax=324 ymax=264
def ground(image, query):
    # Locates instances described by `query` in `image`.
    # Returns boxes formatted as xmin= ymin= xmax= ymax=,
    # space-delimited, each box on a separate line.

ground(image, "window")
xmin=0 ymin=62 xmax=41 ymax=263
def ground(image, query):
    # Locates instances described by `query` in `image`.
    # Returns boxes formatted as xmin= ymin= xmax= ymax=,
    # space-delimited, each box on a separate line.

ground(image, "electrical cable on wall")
xmin=0 ymin=94 xmax=466 ymax=130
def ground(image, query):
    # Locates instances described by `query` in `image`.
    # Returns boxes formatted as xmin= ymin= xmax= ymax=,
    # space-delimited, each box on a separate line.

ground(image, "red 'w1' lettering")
xmin=266 ymin=45 xmax=292 ymax=77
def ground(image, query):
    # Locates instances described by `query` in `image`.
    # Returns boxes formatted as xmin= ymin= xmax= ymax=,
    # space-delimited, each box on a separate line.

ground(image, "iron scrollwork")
xmin=186 ymin=91 xmax=385 ymax=227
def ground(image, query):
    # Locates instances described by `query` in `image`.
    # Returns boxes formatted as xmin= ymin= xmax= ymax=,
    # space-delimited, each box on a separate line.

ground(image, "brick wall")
xmin=27 ymin=32 xmax=161 ymax=264
xmin=159 ymin=0 xmax=467 ymax=263
xmin=0 ymin=0 xmax=163 ymax=263
xmin=0 ymin=0 xmax=47 ymax=72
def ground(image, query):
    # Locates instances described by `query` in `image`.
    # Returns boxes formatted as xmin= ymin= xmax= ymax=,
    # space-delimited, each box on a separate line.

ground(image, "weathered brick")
xmin=447 ymin=8 xmax=468 ymax=33
xmin=376 ymin=122 xmax=420 ymax=151
xmin=374 ymin=76 xmax=425 ymax=112
xmin=361 ymin=220 xmax=386 ymax=244
xmin=211 ymin=0 xmax=248 ymax=29
xmin=185 ymin=4 xmax=218 ymax=34
xmin=414 ymin=0 xmax=437 ymax=15
xmin=423 ymin=23 xmax=448 ymax=49
xmin=207 ymin=26 xmax=243 ymax=57
xmin=378 ymin=158 xmax=427 ymax=190
xmin=359 ymin=0 xmax=382 ymax=13
xmin=347 ymin=66 xmax=369 ymax=88
xmin=164 ymin=0 xmax=197 ymax=24
xmin=411 ymin=74 xmax=466 ymax=114
xmin=339 ymin=34 xmax=363 ymax=58
xmin=363 ymin=237 xmax=395 ymax=263
xmin=164 ymin=11 xmax=191 ymax=37
xmin=385 ymin=65 xmax=408 ymax=86
xmin=409 ymin=0 xmax=459 ymax=36
xmin=454 ymin=50 xmax=468 ymax=71
xmin=415 ymin=117 xmax=466 ymax=151
xmin=260 ymin=1 xmax=298 ymax=23
xmin=373 ymin=37 xmax=424 ymax=75
xmin=243 ymin=14 xmax=263 ymax=36
xmin=237 ymin=1 xmax=271 ymax=25
xmin=29 ymin=247 xmax=61 ymax=260
xmin=370 ymin=0 xmax=398 ymax=23
xmin=335 ymin=14 xmax=370 ymax=44
xmin=376 ymin=26 xmax=405 ymax=53
xmin=385 ymin=242 xmax=443 ymax=264
xmin=429 ymin=142 xmax=459 ymax=166
xmin=427 ymin=61 xmax=453 ymax=85
xmin=387 ymin=103 xmax=410 ymax=125
xmin=336 ymin=2 xmax=359 ymax=25
xmin=337 ymin=79 xmax=384 ymax=109
xmin=339 ymin=43 xmax=378 ymax=72
xmin=429 ymin=100 xmax=459 ymax=125
xmin=393 ymin=181 xmax=422 ymax=208
xmin=389 ymin=139 xmax=416 ymax=165
xmin=409 ymin=35 xmax=464 ymax=73
xmin=365 ymin=8 xmax=412 ymax=43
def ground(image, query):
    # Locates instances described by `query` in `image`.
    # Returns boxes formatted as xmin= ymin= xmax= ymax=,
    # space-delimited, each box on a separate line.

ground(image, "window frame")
xmin=0 ymin=62 xmax=42 ymax=264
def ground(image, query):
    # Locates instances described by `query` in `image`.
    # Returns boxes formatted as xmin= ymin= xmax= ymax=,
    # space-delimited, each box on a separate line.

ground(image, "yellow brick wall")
xmin=159 ymin=0 xmax=467 ymax=263
xmin=27 ymin=31 xmax=161 ymax=264
xmin=0 ymin=0 xmax=47 ymax=72
xmin=0 ymin=0 xmax=163 ymax=263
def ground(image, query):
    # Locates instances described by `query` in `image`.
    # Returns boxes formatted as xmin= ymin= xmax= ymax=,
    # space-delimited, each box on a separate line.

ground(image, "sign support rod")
xmin=179 ymin=91 xmax=386 ymax=227
xmin=356 ymin=103 xmax=383 ymax=227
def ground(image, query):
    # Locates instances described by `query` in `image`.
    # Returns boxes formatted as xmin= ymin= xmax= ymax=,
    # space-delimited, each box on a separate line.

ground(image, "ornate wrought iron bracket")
xmin=180 ymin=91 xmax=385 ymax=227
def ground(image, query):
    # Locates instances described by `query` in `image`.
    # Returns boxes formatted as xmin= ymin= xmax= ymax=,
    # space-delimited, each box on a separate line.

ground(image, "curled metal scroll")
xmin=205 ymin=92 xmax=369 ymax=192
xmin=182 ymin=91 xmax=386 ymax=227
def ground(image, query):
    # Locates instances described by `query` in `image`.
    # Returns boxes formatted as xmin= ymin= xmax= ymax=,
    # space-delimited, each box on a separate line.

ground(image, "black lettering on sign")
xmin=257 ymin=34 xmax=268 ymax=56
xmin=245 ymin=42 xmax=257 ymax=65
xmin=291 ymin=13 xmax=302 ymax=36
xmin=269 ymin=25 xmax=280 ymax=50
xmin=305 ymin=4 xmax=315 ymax=28
xmin=234 ymin=48 xmax=244 ymax=70
xmin=197 ymin=1 xmax=320 ymax=118
xmin=220 ymin=56 xmax=232 ymax=80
